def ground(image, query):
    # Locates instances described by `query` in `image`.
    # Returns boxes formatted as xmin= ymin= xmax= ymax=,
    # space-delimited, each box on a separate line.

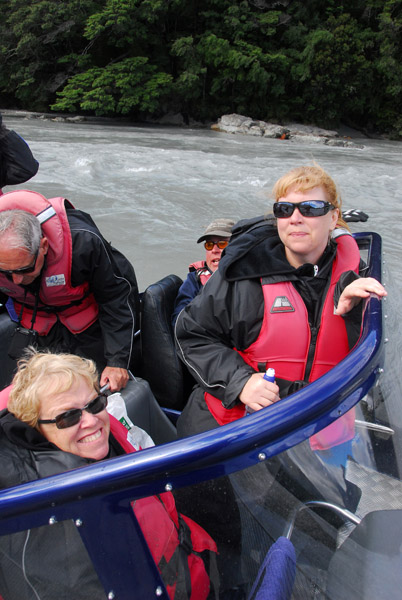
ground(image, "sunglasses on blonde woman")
xmin=204 ymin=240 xmax=229 ymax=251
xmin=38 ymin=394 xmax=108 ymax=429
xmin=273 ymin=200 xmax=335 ymax=219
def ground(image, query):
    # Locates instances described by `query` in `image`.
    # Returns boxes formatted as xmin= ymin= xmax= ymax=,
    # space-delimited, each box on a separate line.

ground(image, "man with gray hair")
xmin=0 ymin=190 xmax=139 ymax=392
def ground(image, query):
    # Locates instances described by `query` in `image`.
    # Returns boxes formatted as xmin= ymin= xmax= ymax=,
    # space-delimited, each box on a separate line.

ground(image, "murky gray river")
xmin=2 ymin=114 xmax=402 ymax=398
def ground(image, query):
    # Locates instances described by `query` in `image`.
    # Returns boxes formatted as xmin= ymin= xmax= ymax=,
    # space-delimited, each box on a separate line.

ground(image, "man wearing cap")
xmin=0 ymin=190 xmax=139 ymax=392
xmin=171 ymin=218 xmax=234 ymax=327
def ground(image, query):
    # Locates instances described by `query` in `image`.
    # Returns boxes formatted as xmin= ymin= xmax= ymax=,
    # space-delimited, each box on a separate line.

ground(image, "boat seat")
xmin=120 ymin=377 xmax=177 ymax=445
xmin=0 ymin=310 xmax=18 ymax=391
xmin=325 ymin=509 xmax=402 ymax=599
xmin=140 ymin=274 xmax=195 ymax=411
xmin=285 ymin=500 xmax=402 ymax=600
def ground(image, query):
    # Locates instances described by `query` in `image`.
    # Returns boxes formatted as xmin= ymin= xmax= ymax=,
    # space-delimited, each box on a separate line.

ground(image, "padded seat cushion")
xmin=140 ymin=275 xmax=194 ymax=410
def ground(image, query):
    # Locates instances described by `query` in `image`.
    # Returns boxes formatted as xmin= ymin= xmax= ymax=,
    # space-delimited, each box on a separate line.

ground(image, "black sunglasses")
xmin=273 ymin=200 xmax=335 ymax=219
xmin=38 ymin=394 xmax=108 ymax=430
xmin=0 ymin=247 xmax=39 ymax=276
xmin=204 ymin=240 xmax=229 ymax=251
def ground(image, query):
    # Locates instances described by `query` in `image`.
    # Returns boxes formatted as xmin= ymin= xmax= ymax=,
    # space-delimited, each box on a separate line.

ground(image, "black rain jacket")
xmin=0 ymin=410 xmax=109 ymax=599
xmin=0 ymin=122 xmax=39 ymax=189
xmin=175 ymin=217 xmax=364 ymax=435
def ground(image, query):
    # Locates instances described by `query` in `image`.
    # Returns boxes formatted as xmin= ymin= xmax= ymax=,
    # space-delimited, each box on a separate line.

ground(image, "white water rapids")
xmin=2 ymin=114 xmax=402 ymax=415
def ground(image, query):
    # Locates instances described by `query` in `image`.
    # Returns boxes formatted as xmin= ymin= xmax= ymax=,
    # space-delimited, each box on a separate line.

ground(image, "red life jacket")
xmin=0 ymin=190 xmax=98 ymax=335
xmin=205 ymin=233 xmax=361 ymax=429
xmin=108 ymin=416 xmax=218 ymax=600
xmin=189 ymin=261 xmax=211 ymax=286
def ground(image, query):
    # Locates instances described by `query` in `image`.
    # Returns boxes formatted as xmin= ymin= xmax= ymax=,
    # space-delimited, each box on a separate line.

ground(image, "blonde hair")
xmin=271 ymin=164 xmax=350 ymax=231
xmin=8 ymin=349 xmax=99 ymax=428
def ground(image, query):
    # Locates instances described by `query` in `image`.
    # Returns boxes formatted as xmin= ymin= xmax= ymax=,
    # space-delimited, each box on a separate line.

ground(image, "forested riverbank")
xmin=1 ymin=1 xmax=401 ymax=139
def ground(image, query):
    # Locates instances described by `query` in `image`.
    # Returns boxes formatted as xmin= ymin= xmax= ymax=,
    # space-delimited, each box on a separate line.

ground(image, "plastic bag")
xmin=107 ymin=392 xmax=154 ymax=450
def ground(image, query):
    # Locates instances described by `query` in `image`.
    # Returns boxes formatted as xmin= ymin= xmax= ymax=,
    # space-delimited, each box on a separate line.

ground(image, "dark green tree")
xmin=1 ymin=0 xmax=401 ymax=136
xmin=0 ymin=0 xmax=103 ymax=110
xmin=289 ymin=13 xmax=375 ymax=127
xmin=368 ymin=0 xmax=402 ymax=136
xmin=52 ymin=0 xmax=174 ymax=116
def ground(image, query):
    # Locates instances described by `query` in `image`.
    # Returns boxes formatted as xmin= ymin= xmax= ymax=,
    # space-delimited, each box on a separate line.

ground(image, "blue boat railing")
xmin=0 ymin=232 xmax=384 ymax=599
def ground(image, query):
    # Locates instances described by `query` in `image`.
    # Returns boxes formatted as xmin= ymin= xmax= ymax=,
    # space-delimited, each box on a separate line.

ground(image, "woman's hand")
xmin=335 ymin=277 xmax=387 ymax=316
xmin=239 ymin=373 xmax=280 ymax=412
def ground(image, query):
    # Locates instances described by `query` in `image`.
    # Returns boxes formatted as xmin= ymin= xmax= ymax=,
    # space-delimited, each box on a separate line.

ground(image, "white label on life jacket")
xmin=45 ymin=274 xmax=66 ymax=287
xmin=270 ymin=296 xmax=295 ymax=313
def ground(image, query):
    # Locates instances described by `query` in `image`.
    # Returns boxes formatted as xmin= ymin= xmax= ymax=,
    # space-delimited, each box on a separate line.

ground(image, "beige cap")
xmin=197 ymin=218 xmax=235 ymax=243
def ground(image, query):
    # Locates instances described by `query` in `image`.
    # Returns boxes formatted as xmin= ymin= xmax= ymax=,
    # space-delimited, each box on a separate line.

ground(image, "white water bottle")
xmin=263 ymin=367 xmax=275 ymax=383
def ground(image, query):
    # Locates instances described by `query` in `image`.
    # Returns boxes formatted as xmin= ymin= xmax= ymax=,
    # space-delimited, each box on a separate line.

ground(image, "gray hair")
xmin=0 ymin=210 xmax=42 ymax=254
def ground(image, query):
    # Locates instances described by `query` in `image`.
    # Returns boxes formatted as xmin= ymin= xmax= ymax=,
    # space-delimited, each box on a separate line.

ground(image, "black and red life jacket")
xmin=0 ymin=190 xmax=98 ymax=335
xmin=204 ymin=233 xmax=361 ymax=428
xmin=189 ymin=261 xmax=212 ymax=286
xmin=107 ymin=416 xmax=218 ymax=600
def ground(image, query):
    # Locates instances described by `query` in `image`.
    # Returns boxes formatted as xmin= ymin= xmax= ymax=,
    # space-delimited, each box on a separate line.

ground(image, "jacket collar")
xmin=0 ymin=409 xmax=55 ymax=451
xmin=219 ymin=215 xmax=336 ymax=282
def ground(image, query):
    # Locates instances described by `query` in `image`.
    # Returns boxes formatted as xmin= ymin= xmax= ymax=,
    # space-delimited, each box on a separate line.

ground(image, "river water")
xmin=2 ymin=114 xmax=402 ymax=399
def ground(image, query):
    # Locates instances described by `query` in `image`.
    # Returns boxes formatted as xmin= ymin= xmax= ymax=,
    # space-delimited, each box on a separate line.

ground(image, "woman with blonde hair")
xmin=175 ymin=164 xmax=387 ymax=434
xmin=173 ymin=163 xmax=386 ymax=598
xmin=0 ymin=349 xmax=217 ymax=600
